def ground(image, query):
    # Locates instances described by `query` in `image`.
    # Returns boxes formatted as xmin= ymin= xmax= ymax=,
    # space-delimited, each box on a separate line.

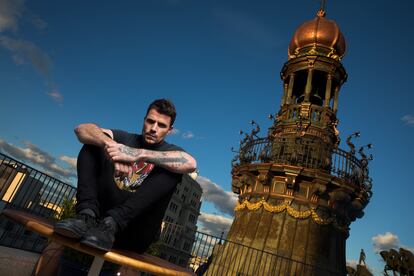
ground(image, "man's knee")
xmin=78 ymin=144 xmax=104 ymax=158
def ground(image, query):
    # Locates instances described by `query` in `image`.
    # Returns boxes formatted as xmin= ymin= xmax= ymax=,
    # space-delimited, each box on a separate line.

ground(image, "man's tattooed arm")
xmin=143 ymin=150 xmax=196 ymax=173
xmin=107 ymin=143 xmax=197 ymax=174
xmin=146 ymin=151 xmax=188 ymax=169
xmin=119 ymin=145 xmax=141 ymax=158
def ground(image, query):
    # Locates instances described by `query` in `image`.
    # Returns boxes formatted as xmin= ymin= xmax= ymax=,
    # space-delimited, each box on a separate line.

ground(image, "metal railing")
xmin=0 ymin=152 xmax=77 ymax=252
xmin=157 ymin=222 xmax=343 ymax=275
xmin=0 ymin=152 xmax=344 ymax=275
xmin=280 ymin=104 xmax=335 ymax=128
xmin=235 ymin=136 xmax=367 ymax=186
xmin=198 ymin=239 xmax=343 ymax=276
xmin=331 ymin=147 xmax=364 ymax=182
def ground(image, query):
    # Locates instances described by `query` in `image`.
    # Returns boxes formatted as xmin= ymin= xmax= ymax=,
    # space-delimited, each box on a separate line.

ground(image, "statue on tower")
xmin=359 ymin=249 xmax=366 ymax=266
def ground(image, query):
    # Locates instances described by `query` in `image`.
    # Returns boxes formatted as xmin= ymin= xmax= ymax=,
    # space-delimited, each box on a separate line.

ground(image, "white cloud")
xmin=0 ymin=1 xmax=62 ymax=104
xmin=47 ymin=90 xmax=64 ymax=103
xmin=169 ymin=128 xmax=180 ymax=135
xmin=346 ymin=260 xmax=374 ymax=274
xmin=0 ymin=0 xmax=24 ymax=32
xmin=401 ymin=114 xmax=414 ymax=126
xmin=170 ymin=129 xmax=198 ymax=139
xmin=182 ymin=131 xmax=194 ymax=139
xmin=12 ymin=53 xmax=24 ymax=64
xmin=60 ymin=155 xmax=77 ymax=169
xmin=198 ymin=212 xmax=233 ymax=237
xmin=346 ymin=259 xmax=358 ymax=269
xmin=27 ymin=12 xmax=46 ymax=30
xmin=0 ymin=139 xmax=77 ymax=180
xmin=372 ymin=232 xmax=414 ymax=257
xmin=372 ymin=232 xmax=400 ymax=253
xmin=197 ymin=175 xmax=237 ymax=216
xmin=0 ymin=36 xmax=52 ymax=76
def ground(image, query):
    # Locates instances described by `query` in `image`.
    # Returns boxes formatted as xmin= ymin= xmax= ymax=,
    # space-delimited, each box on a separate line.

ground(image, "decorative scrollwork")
xmin=234 ymin=199 xmax=345 ymax=230
xmin=358 ymin=144 xmax=374 ymax=199
xmin=237 ymin=121 xmax=262 ymax=163
xmin=295 ymin=115 xmax=310 ymax=136
xmin=346 ymin=131 xmax=360 ymax=155
xmin=331 ymin=119 xmax=340 ymax=147
xmin=230 ymin=147 xmax=240 ymax=166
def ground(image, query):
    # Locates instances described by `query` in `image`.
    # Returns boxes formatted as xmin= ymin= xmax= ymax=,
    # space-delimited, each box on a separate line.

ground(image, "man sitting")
xmin=55 ymin=99 xmax=197 ymax=253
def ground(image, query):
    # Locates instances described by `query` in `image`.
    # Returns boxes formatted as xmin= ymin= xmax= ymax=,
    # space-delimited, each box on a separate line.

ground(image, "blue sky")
xmin=0 ymin=0 xmax=413 ymax=273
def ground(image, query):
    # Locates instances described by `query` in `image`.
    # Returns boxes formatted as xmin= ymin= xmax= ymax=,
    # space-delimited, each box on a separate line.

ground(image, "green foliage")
xmin=146 ymin=240 xmax=163 ymax=256
xmin=56 ymin=197 xmax=76 ymax=220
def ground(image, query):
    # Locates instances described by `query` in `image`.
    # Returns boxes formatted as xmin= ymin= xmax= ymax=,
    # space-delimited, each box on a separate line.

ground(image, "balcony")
xmin=233 ymin=135 xmax=370 ymax=187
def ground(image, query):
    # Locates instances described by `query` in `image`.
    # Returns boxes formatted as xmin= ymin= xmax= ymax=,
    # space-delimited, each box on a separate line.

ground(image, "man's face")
xmin=142 ymin=108 xmax=173 ymax=144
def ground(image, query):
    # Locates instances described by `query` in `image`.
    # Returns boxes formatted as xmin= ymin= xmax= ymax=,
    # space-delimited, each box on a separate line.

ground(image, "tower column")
xmin=304 ymin=68 xmax=314 ymax=102
xmin=286 ymin=73 xmax=295 ymax=104
xmin=333 ymin=86 xmax=340 ymax=112
xmin=324 ymin=74 xmax=333 ymax=107
xmin=281 ymin=82 xmax=288 ymax=106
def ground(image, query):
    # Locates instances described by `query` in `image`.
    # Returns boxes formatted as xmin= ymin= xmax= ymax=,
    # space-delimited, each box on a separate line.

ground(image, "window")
xmin=178 ymin=259 xmax=187 ymax=267
xmin=188 ymin=214 xmax=196 ymax=223
xmin=183 ymin=241 xmax=191 ymax=251
xmin=169 ymin=255 xmax=177 ymax=264
xmin=173 ymin=238 xmax=180 ymax=247
xmin=169 ymin=202 xmax=178 ymax=213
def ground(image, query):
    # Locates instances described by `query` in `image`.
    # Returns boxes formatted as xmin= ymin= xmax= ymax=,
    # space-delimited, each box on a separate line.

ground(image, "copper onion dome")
xmin=288 ymin=10 xmax=346 ymax=60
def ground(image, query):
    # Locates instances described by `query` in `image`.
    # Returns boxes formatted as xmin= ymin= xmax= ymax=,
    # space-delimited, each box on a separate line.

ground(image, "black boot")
xmin=54 ymin=212 xmax=97 ymax=239
xmin=80 ymin=216 xmax=118 ymax=251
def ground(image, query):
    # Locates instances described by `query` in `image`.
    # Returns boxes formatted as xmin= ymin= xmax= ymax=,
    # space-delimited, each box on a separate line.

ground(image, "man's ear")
xmin=167 ymin=125 xmax=174 ymax=135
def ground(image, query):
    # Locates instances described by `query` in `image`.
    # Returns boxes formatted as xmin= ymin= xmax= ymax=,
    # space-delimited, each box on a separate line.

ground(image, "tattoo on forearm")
xmin=148 ymin=152 xmax=188 ymax=168
xmin=118 ymin=147 xmax=189 ymax=170
xmin=120 ymin=146 xmax=139 ymax=157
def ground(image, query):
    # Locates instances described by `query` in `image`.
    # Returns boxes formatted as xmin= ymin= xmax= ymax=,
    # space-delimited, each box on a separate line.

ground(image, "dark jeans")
xmin=75 ymin=144 xmax=180 ymax=252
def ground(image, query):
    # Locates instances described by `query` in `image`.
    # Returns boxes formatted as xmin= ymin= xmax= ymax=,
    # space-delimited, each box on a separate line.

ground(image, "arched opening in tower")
xmin=311 ymin=71 xmax=327 ymax=106
xmin=291 ymin=70 xmax=307 ymax=104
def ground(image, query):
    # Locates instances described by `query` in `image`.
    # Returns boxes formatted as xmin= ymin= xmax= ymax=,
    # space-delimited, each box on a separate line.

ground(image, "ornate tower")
xmin=205 ymin=7 xmax=372 ymax=276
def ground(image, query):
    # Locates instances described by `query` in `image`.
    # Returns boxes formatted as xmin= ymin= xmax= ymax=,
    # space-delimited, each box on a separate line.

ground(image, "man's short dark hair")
xmin=146 ymin=99 xmax=177 ymax=126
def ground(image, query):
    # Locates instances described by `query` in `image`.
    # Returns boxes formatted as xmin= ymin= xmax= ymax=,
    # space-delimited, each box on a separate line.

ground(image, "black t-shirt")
xmin=111 ymin=129 xmax=184 ymax=192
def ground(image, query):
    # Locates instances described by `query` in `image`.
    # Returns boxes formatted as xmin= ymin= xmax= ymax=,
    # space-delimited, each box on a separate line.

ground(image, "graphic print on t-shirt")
xmin=114 ymin=160 xmax=155 ymax=192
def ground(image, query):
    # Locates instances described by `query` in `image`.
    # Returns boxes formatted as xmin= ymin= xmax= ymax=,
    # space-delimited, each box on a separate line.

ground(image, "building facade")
xmin=158 ymin=174 xmax=203 ymax=267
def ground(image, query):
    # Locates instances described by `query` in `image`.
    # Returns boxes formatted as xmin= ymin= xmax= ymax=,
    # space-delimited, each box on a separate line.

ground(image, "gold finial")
xmin=317 ymin=0 xmax=326 ymax=17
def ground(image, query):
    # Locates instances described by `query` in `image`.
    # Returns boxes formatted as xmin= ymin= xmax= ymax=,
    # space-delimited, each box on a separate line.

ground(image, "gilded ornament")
xmin=235 ymin=199 xmax=338 ymax=228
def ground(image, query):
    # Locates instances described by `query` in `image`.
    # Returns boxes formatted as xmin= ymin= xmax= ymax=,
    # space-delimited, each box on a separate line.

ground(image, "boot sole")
xmin=54 ymin=225 xmax=84 ymax=239
xmin=80 ymin=238 xmax=111 ymax=251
